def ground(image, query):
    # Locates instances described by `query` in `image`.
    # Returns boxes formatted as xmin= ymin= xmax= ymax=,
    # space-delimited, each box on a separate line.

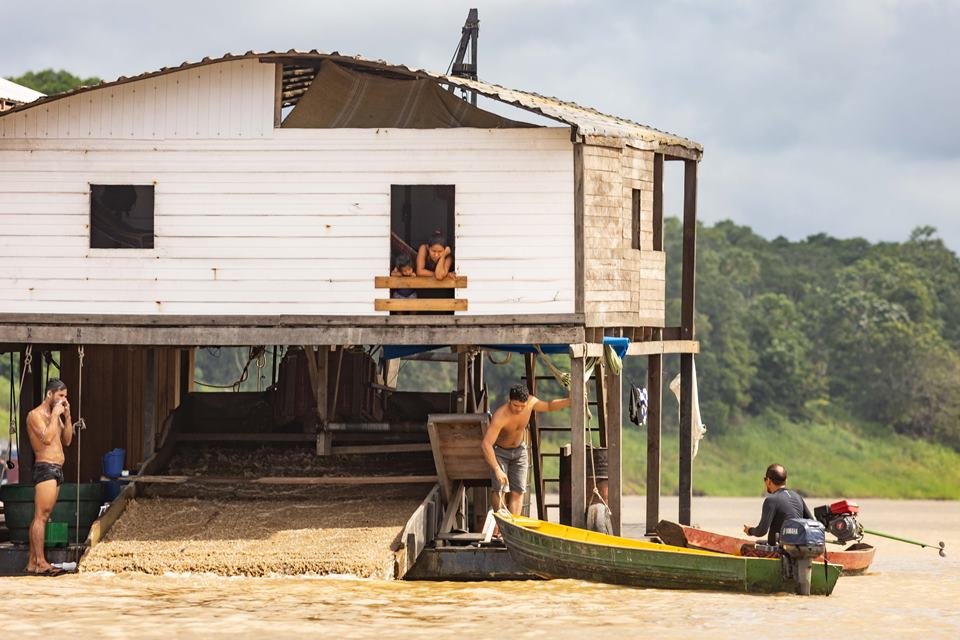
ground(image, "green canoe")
xmin=495 ymin=514 xmax=842 ymax=595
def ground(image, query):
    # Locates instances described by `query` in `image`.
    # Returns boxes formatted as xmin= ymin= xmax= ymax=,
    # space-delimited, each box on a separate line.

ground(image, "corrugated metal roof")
xmin=0 ymin=50 xmax=701 ymax=154
xmin=0 ymin=77 xmax=45 ymax=103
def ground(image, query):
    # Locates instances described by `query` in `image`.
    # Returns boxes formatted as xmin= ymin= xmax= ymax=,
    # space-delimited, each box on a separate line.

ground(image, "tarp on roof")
xmin=282 ymin=60 xmax=532 ymax=129
xmin=382 ymin=337 xmax=629 ymax=361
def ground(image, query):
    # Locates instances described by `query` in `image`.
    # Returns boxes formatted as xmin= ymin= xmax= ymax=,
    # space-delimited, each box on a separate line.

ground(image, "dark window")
xmin=631 ymin=188 xmax=642 ymax=250
xmin=90 ymin=185 xmax=154 ymax=249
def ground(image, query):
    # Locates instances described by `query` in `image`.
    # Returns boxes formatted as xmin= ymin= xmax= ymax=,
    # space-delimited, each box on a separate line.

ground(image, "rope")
xmin=486 ymin=350 xmax=512 ymax=365
xmin=533 ymin=345 xmax=571 ymax=389
xmin=5 ymin=346 xmax=32 ymax=471
xmin=194 ymin=346 xmax=267 ymax=391
xmin=74 ymin=345 xmax=86 ymax=545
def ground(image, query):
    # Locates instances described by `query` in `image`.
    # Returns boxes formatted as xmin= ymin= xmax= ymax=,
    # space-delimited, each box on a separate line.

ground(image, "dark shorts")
xmin=33 ymin=462 xmax=64 ymax=487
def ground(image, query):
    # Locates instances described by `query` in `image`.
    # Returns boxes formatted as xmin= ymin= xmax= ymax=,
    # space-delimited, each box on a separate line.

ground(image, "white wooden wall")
xmin=0 ymin=60 xmax=276 ymax=140
xmin=0 ymin=70 xmax=575 ymax=317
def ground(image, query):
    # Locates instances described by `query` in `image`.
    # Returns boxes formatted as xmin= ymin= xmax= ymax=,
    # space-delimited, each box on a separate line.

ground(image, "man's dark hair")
xmin=765 ymin=463 xmax=787 ymax=485
xmin=508 ymin=384 xmax=529 ymax=402
xmin=395 ymin=253 xmax=412 ymax=270
xmin=45 ymin=378 xmax=67 ymax=395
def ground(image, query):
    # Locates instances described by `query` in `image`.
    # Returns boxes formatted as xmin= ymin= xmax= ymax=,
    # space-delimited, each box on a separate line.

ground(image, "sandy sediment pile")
xmin=82 ymin=488 xmax=425 ymax=577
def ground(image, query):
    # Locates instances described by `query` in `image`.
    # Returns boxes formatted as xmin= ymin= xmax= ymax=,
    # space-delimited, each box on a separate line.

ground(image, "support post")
xmin=604 ymin=360 xmax=622 ymax=535
xmin=679 ymin=353 xmax=694 ymax=525
xmin=316 ymin=346 xmax=331 ymax=455
xmin=524 ymin=353 xmax=544 ymax=520
xmin=456 ymin=352 xmax=468 ymax=413
xmin=678 ymin=158 xmax=698 ymax=524
xmin=645 ymin=352 xmax=662 ymax=534
xmin=570 ymin=354 xmax=586 ymax=528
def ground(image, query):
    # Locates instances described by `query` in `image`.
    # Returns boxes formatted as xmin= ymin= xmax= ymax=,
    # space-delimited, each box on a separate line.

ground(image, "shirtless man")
xmin=482 ymin=383 xmax=570 ymax=515
xmin=24 ymin=379 xmax=74 ymax=575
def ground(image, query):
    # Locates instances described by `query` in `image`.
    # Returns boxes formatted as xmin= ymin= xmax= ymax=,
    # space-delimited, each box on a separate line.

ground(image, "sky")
xmin=3 ymin=0 xmax=958 ymax=250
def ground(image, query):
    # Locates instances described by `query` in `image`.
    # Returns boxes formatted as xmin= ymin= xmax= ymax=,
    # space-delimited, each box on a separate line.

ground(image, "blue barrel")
xmin=101 ymin=448 xmax=125 ymax=478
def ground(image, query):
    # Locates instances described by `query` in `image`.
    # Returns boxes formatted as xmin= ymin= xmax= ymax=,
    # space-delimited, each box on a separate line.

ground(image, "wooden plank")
xmin=0 ymin=324 xmax=584 ymax=347
xmin=374 ymin=299 xmax=468 ymax=312
xmin=645 ymin=352 xmax=662 ymax=535
xmin=679 ymin=353 xmax=693 ymax=525
xmin=681 ymin=159 xmax=698 ymax=340
xmin=653 ymin=153 xmax=663 ymax=251
xmin=524 ymin=353 xmax=545 ymax=520
xmin=175 ymin=432 xmax=315 ymax=442
xmin=605 ymin=360 xmax=622 ymax=536
xmin=329 ymin=443 xmax=432 ymax=455
xmin=83 ymin=482 xmax=136 ymax=549
xmin=570 ymin=355 xmax=586 ymax=528
xmin=439 ymin=481 xmax=466 ymax=534
xmin=0 ymin=312 xmax=582 ymax=327
xmin=574 ymin=143 xmax=584 ymax=315
xmin=625 ymin=340 xmax=700 ymax=356
xmin=374 ymin=276 xmax=468 ymax=289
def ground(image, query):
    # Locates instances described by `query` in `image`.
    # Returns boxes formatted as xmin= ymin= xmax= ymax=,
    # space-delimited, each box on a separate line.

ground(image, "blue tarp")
xmin=382 ymin=336 xmax=629 ymax=361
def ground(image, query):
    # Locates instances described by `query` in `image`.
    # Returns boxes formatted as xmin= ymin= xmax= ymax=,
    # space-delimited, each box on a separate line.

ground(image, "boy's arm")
xmin=531 ymin=395 xmax=571 ymax=412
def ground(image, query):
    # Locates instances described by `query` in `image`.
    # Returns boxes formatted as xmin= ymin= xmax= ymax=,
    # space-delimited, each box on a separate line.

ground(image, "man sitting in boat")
xmin=482 ymin=383 xmax=570 ymax=516
xmin=742 ymin=463 xmax=813 ymax=556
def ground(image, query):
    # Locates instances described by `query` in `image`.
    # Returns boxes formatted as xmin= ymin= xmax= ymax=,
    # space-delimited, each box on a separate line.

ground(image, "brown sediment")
xmin=82 ymin=487 xmax=425 ymax=577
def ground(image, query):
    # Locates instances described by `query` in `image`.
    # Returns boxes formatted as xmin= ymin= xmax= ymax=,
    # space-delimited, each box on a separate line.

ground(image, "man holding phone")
xmin=24 ymin=378 xmax=74 ymax=576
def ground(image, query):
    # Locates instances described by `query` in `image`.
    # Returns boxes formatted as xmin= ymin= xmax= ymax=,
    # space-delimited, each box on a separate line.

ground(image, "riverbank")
xmin=546 ymin=412 xmax=960 ymax=499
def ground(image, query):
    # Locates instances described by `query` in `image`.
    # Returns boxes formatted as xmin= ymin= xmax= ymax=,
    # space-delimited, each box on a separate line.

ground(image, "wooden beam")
xmin=645 ymin=352 xmax=662 ymax=535
xmin=439 ymin=481 xmax=466 ymax=534
xmin=374 ymin=276 xmax=468 ymax=289
xmin=574 ymin=143 xmax=585 ymax=314
xmin=131 ymin=475 xmax=439 ymax=485
xmin=524 ymin=353 xmax=545 ymax=520
xmin=679 ymin=353 xmax=694 ymax=525
xmin=83 ymin=482 xmax=135 ymax=549
xmin=0 ymin=324 xmax=584 ymax=347
xmin=374 ymin=299 xmax=468 ymax=312
xmin=653 ymin=153 xmax=664 ymax=251
xmin=595 ymin=362 xmax=607 ymax=449
xmin=577 ymin=340 xmax=699 ymax=359
xmin=570 ymin=354 xmax=587 ymax=528
xmin=316 ymin=346 xmax=331 ymax=454
xmin=626 ymin=340 xmax=699 ymax=356
xmin=0 ymin=312 xmax=583 ymax=327
xmin=681 ymin=159 xmax=698 ymax=341
xmin=273 ymin=63 xmax=283 ymax=127
xmin=605 ymin=361 xmax=622 ymax=536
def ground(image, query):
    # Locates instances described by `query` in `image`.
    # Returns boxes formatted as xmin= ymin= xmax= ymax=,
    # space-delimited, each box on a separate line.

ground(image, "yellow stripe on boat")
xmin=501 ymin=514 xmax=730 ymax=557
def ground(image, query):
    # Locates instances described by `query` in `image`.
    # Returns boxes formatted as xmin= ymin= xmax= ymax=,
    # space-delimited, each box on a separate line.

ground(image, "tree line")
xmin=664 ymin=219 xmax=960 ymax=450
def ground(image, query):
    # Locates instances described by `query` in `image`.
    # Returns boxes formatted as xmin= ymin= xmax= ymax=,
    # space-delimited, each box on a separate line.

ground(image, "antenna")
xmin=446 ymin=8 xmax=479 ymax=105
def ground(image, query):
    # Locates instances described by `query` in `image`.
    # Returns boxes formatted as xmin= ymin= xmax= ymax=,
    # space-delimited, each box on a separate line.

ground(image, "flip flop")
xmin=29 ymin=567 xmax=66 ymax=577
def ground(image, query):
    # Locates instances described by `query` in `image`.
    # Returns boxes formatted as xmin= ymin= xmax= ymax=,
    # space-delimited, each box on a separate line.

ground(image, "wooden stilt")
xmin=524 ymin=353 xmax=545 ymax=520
xmin=605 ymin=359 xmax=622 ymax=535
xmin=646 ymin=351 xmax=663 ymax=534
xmin=570 ymin=353 xmax=586 ymax=528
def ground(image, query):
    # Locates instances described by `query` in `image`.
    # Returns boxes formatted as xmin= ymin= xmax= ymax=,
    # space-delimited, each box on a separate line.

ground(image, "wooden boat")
xmin=655 ymin=520 xmax=875 ymax=574
xmin=495 ymin=514 xmax=842 ymax=595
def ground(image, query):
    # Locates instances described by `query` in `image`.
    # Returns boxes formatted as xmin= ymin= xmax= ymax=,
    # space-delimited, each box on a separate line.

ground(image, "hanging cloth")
xmin=629 ymin=386 xmax=648 ymax=426
xmin=668 ymin=358 xmax=707 ymax=459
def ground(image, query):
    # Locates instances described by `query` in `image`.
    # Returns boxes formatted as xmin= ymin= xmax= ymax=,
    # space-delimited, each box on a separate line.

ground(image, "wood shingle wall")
xmin=580 ymin=139 xmax=665 ymax=328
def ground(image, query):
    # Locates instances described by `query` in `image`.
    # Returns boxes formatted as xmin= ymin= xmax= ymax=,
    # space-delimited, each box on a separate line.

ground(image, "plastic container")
xmin=0 ymin=483 xmax=105 ymax=544
xmin=101 ymin=448 xmax=126 ymax=479
xmin=44 ymin=521 xmax=68 ymax=547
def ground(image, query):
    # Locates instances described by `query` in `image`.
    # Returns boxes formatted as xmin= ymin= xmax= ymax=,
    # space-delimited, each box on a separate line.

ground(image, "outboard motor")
xmin=779 ymin=518 xmax=826 ymax=595
xmin=814 ymin=499 xmax=863 ymax=544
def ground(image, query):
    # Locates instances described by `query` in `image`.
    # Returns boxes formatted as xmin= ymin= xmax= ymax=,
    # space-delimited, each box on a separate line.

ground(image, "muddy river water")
xmin=1 ymin=496 xmax=957 ymax=639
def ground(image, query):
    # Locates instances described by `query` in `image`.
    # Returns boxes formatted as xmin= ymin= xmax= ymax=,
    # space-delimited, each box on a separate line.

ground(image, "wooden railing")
xmin=374 ymin=276 xmax=468 ymax=312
